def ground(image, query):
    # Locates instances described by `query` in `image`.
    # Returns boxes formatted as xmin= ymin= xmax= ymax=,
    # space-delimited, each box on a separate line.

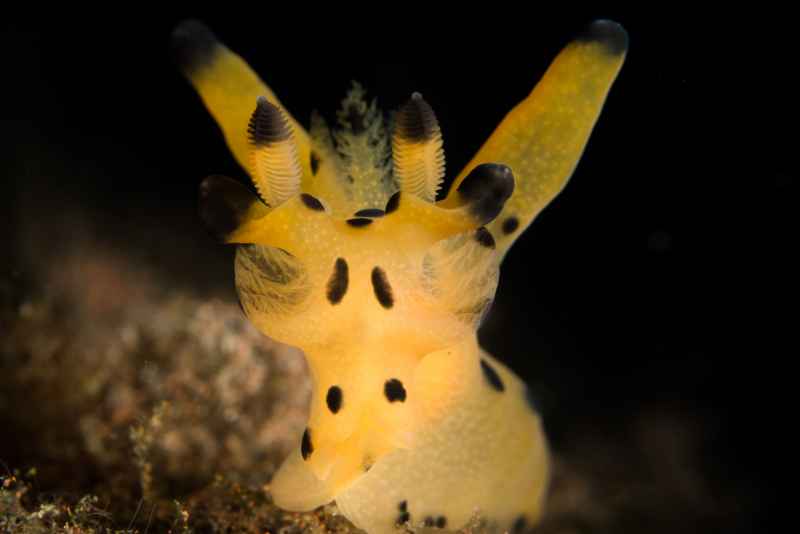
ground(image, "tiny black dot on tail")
xmin=301 ymin=428 xmax=313 ymax=460
xmin=385 ymin=191 xmax=401 ymax=214
xmin=171 ymin=20 xmax=218 ymax=75
xmin=326 ymin=258 xmax=349 ymax=304
xmin=474 ymin=227 xmax=496 ymax=249
xmin=354 ymin=208 xmax=385 ymax=218
xmin=436 ymin=517 xmax=447 ymax=528
xmin=310 ymin=151 xmax=320 ymax=175
xmin=384 ymin=378 xmax=406 ymax=402
xmin=326 ymin=386 xmax=342 ymax=413
xmin=577 ymin=19 xmax=629 ymax=56
xmin=346 ymin=217 xmax=373 ymax=227
xmin=512 ymin=515 xmax=528 ymax=533
xmin=502 ymin=216 xmax=519 ymax=235
xmin=300 ymin=193 xmax=324 ymax=211
xmin=371 ymin=267 xmax=394 ymax=309
xmin=480 ymin=359 xmax=505 ymax=392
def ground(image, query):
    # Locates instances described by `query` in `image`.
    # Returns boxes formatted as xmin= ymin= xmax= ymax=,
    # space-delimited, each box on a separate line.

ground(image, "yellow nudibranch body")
xmin=173 ymin=19 xmax=626 ymax=533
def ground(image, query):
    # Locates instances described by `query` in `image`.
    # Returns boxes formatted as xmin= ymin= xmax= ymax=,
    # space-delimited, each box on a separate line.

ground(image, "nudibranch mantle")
xmin=173 ymin=19 xmax=626 ymax=534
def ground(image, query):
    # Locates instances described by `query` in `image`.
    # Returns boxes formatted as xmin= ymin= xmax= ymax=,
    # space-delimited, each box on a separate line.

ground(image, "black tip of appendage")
xmin=248 ymin=97 xmax=292 ymax=146
xmin=395 ymin=92 xmax=438 ymax=143
xmin=457 ymin=163 xmax=515 ymax=225
xmin=577 ymin=19 xmax=629 ymax=56
xmin=170 ymin=19 xmax=218 ymax=74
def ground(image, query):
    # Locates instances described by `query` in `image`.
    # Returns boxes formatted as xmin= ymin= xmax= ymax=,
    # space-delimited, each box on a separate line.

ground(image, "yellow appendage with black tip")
xmin=174 ymin=18 xmax=626 ymax=534
xmin=441 ymin=22 xmax=628 ymax=259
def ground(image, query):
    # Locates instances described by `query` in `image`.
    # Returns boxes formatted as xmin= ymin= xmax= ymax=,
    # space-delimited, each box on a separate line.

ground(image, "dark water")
xmin=2 ymin=12 xmax=788 ymax=531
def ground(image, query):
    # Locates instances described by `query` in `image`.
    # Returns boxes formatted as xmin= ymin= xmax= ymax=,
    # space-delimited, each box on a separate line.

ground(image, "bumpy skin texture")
xmin=174 ymin=19 xmax=626 ymax=533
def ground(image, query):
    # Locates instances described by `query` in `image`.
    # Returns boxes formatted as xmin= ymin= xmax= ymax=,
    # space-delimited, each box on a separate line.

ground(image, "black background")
xmin=2 ymin=11 xmax=790 ymax=527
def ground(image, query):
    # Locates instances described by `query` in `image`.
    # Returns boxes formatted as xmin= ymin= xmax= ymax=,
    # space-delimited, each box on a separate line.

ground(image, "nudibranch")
xmin=172 ymin=19 xmax=626 ymax=533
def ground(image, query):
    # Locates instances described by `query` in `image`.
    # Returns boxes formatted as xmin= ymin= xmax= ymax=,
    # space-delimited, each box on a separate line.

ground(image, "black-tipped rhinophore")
xmin=170 ymin=19 xmax=218 ymax=75
xmin=198 ymin=175 xmax=262 ymax=242
xmin=248 ymin=96 xmax=292 ymax=146
xmin=395 ymin=93 xmax=439 ymax=143
xmin=577 ymin=19 xmax=629 ymax=56
xmin=457 ymin=163 xmax=515 ymax=225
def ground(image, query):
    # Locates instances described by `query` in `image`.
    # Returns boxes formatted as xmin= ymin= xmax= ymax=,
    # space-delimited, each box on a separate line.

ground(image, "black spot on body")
xmin=502 ymin=216 xmax=520 ymax=235
xmin=512 ymin=515 xmax=528 ymax=533
xmin=371 ymin=267 xmax=394 ymax=309
xmin=346 ymin=217 xmax=373 ymax=227
xmin=310 ymin=151 xmax=320 ymax=175
xmin=474 ymin=227 xmax=496 ymax=249
xmin=248 ymin=97 xmax=292 ymax=146
xmin=384 ymin=379 xmax=406 ymax=402
xmin=326 ymin=386 xmax=342 ymax=413
xmin=480 ymin=359 xmax=505 ymax=392
xmin=457 ymin=163 xmax=514 ymax=224
xmin=171 ymin=20 xmax=218 ymax=75
xmin=398 ymin=501 xmax=407 ymax=512
xmin=424 ymin=517 xmax=435 ymax=527
xmin=385 ymin=191 xmax=401 ymax=214
xmin=354 ymin=208 xmax=385 ymax=218
xmin=395 ymin=93 xmax=438 ymax=142
xmin=300 ymin=193 xmax=324 ymax=211
xmin=577 ymin=19 xmax=629 ymax=55
xmin=301 ymin=428 xmax=313 ymax=460
xmin=326 ymin=258 xmax=349 ymax=304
